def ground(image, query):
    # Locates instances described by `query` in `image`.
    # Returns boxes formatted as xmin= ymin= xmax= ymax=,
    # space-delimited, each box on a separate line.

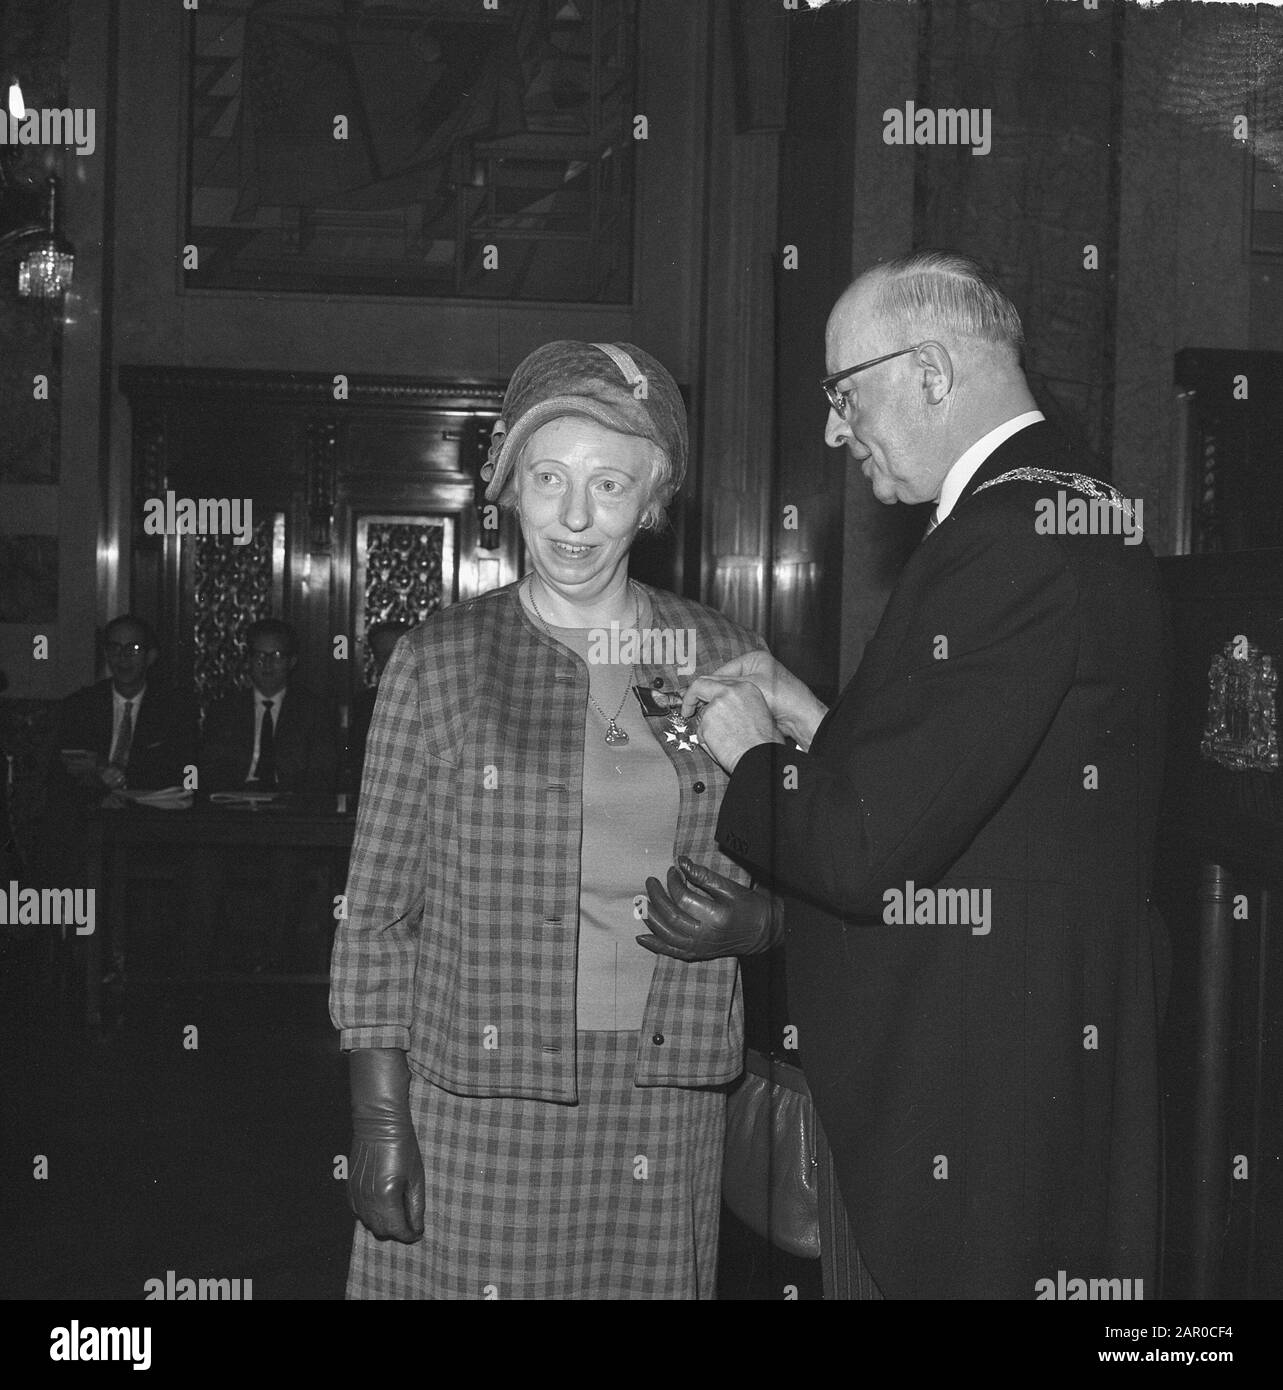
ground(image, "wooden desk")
xmin=82 ymin=796 xmax=356 ymax=1025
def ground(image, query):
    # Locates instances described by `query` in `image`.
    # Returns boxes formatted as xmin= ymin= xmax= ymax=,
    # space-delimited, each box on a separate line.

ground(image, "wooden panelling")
xmin=118 ymin=367 xmax=516 ymax=711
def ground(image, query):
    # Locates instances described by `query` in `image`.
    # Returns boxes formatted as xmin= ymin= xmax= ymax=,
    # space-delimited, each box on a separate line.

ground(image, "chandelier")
xmin=1 ymin=80 xmax=76 ymax=303
xmin=16 ymin=181 xmax=74 ymax=300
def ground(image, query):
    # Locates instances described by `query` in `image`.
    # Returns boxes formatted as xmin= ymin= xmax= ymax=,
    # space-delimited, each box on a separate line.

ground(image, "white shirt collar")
xmin=935 ymin=411 xmax=1045 ymax=523
xmin=113 ymin=685 xmax=144 ymax=711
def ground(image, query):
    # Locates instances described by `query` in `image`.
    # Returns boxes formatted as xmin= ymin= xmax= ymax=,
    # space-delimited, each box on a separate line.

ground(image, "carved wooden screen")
xmin=352 ymin=516 xmax=455 ymax=687
xmin=189 ymin=513 xmax=286 ymax=715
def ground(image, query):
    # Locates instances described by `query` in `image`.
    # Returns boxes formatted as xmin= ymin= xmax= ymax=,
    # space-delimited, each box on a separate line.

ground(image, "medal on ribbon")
xmin=633 ymin=685 xmax=701 ymax=751
xmin=663 ymin=710 xmax=701 ymax=752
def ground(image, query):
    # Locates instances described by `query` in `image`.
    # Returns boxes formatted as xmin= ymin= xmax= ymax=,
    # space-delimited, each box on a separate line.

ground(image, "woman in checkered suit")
xmin=331 ymin=341 xmax=781 ymax=1299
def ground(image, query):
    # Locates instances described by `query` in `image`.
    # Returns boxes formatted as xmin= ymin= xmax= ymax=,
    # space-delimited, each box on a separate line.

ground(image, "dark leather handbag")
xmin=722 ymin=1048 xmax=820 ymax=1259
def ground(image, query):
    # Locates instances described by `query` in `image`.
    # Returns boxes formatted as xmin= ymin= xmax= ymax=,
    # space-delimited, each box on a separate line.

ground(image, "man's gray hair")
xmin=869 ymin=251 xmax=1024 ymax=357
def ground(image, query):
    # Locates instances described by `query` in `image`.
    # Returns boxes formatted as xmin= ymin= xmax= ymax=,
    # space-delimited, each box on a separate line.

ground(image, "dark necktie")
xmin=110 ymin=700 xmax=134 ymax=769
xmin=257 ymin=700 xmax=278 ymax=788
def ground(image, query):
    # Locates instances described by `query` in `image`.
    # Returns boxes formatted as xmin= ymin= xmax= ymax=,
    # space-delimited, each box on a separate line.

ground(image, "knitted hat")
xmin=482 ymin=340 xmax=687 ymax=507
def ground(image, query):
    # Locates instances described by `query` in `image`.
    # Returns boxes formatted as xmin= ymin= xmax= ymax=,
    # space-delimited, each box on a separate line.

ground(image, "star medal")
xmin=663 ymin=711 xmax=700 ymax=752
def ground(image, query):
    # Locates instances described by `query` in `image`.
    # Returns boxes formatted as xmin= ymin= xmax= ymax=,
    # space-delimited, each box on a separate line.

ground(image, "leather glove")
xmin=347 ymin=1047 xmax=425 ymax=1243
xmin=639 ymin=856 xmax=784 ymax=961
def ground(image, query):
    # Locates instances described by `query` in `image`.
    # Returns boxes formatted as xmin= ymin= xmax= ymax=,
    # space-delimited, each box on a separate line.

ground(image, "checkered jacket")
xmin=329 ymin=580 xmax=763 ymax=1101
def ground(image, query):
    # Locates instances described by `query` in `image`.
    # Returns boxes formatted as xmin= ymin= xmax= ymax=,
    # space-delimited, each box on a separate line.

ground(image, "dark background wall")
xmin=1 ymin=0 xmax=1281 ymax=701
xmin=841 ymin=0 xmax=1283 ymax=678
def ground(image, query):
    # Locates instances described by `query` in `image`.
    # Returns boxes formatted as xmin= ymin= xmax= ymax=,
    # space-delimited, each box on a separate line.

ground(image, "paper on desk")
xmin=119 ymin=787 xmax=194 ymax=809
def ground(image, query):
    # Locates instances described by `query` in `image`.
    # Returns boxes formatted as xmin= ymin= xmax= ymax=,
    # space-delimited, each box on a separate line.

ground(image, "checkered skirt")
xmin=346 ymin=1031 xmax=726 ymax=1300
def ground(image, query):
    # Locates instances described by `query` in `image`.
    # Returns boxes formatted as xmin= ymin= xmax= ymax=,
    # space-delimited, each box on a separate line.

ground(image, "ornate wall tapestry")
xmin=185 ymin=0 xmax=636 ymax=300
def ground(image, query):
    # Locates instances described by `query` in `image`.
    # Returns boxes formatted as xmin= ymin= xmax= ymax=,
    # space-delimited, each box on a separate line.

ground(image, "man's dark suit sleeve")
xmin=717 ymin=509 xmax=1081 ymax=916
xmin=130 ymin=688 xmax=200 ymax=788
xmin=46 ymin=688 xmax=103 ymax=805
xmin=301 ymin=696 xmax=338 ymax=794
xmin=198 ymin=697 xmax=247 ymax=791
xmin=172 ymin=693 xmax=200 ymax=785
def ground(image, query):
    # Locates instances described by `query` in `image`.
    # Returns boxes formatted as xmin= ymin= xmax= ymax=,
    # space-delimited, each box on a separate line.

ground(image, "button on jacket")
xmin=330 ymin=581 xmax=764 ymax=1102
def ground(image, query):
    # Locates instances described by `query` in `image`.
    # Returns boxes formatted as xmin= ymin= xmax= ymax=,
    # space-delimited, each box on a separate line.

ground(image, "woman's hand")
xmin=347 ymin=1048 xmax=425 ymax=1243
xmin=638 ymin=857 xmax=783 ymax=960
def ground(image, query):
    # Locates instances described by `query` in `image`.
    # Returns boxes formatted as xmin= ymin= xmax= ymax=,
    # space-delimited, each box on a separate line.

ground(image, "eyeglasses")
xmin=821 ymin=343 xmax=929 ymax=417
xmin=105 ymin=642 xmax=147 ymax=656
xmin=250 ymin=650 xmax=291 ymax=665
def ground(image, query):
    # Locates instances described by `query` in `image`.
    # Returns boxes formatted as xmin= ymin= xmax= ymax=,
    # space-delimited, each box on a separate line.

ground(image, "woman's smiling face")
xmin=516 ymin=415 xmax=660 ymax=605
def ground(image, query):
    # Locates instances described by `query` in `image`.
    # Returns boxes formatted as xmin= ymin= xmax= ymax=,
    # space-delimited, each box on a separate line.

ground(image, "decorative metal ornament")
xmin=305 ymin=420 xmax=338 ymax=552
xmin=193 ymin=517 xmax=276 ymax=714
xmin=663 ymin=712 xmax=701 ymax=752
xmin=1201 ymin=636 xmax=1279 ymax=773
xmin=481 ymin=417 xmax=507 ymax=482
xmin=974 ymin=467 xmax=1141 ymax=535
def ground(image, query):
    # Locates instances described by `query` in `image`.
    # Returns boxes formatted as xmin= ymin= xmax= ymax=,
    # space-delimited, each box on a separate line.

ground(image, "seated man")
xmin=53 ymin=614 xmax=199 ymax=797
xmin=44 ymin=616 xmax=199 ymax=985
xmin=347 ymin=621 xmax=410 ymax=793
xmin=200 ymin=618 xmax=338 ymax=795
xmin=197 ymin=618 xmax=339 ymax=974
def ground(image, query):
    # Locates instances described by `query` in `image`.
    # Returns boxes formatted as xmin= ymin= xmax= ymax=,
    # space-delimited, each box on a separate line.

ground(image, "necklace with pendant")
xmin=526 ymin=576 xmax=637 ymax=746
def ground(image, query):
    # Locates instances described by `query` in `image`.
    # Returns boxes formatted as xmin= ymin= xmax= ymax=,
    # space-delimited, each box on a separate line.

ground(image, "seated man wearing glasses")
xmin=53 ymin=614 xmax=199 ymax=796
xmin=198 ymin=618 xmax=339 ymax=973
xmin=43 ymin=617 xmax=200 ymax=984
xmin=200 ymin=618 xmax=338 ymax=795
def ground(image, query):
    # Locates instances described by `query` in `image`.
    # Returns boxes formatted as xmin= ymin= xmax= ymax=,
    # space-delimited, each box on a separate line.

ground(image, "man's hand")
xmin=60 ymin=750 xmax=106 ymax=788
xmin=681 ymin=677 xmax=782 ymax=773
xmin=638 ymin=856 xmax=783 ymax=960
xmin=684 ymin=650 xmax=828 ymax=750
xmin=347 ymin=1047 xmax=425 ymax=1243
